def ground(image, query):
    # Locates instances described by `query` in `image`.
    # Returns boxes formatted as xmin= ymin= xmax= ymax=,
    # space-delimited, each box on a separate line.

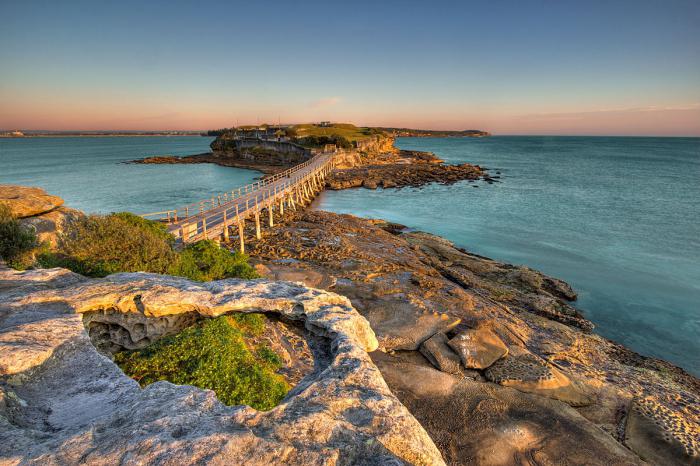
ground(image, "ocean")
xmin=1 ymin=135 xmax=698 ymax=375
xmin=0 ymin=136 xmax=253 ymax=215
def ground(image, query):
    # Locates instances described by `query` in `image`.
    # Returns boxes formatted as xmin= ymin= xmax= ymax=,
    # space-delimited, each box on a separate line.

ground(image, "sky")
xmin=1 ymin=0 xmax=699 ymax=135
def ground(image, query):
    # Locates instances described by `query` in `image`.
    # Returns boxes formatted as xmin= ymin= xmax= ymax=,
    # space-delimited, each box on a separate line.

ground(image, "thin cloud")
xmin=310 ymin=96 xmax=342 ymax=108
xmin=521 ymin=103 xmax=700 ymax=121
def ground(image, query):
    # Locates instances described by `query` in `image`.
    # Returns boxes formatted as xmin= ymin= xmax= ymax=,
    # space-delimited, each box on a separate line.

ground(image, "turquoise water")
xmin=315 ymin=137 xmax=700 ymax=376
xmin=0 ymin=136 xmax=259 ymax=215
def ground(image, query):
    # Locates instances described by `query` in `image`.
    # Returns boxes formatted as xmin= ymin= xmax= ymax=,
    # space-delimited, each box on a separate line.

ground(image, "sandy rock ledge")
xmin=0 ymin=266 xmax=444 ymax=465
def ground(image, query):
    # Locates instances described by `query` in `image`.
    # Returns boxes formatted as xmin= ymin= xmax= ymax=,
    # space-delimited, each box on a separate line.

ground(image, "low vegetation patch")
xmin=295 ymin=134 xmax=353 ymax=149
xmin=0 ymin=204 xmax=38 ymax=269
xmin=36 ymin=212 xmax=257 ymax=280
xmin=114 ymin=314 xmax=289 ymax=410
xmin=292 ymin=123 xmax=385 ymax=142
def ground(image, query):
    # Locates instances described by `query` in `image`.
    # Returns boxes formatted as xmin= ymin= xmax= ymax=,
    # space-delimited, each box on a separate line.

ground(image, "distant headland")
xmin=1 ymin=124 xmax=491 ymax=139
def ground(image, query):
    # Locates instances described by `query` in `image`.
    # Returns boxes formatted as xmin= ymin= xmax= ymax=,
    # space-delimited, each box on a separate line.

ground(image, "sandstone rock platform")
xmin=0 ymin=266 xmax=444 ymax=465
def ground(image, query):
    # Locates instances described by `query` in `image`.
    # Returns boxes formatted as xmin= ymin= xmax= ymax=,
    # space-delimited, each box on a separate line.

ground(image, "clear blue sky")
xmin=1 ymin=0 xmax=699 ymax=135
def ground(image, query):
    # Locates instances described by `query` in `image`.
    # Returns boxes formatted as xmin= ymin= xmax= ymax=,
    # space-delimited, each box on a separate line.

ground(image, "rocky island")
xmin=131 ymin=124 xmax=494 ymax=188
xmin=1 ymin=126 xmax=698 ymax=465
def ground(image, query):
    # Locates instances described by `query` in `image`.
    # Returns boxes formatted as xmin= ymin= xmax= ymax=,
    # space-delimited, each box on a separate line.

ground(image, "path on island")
xmin=141 ymin=151 xmax=337 ymax=250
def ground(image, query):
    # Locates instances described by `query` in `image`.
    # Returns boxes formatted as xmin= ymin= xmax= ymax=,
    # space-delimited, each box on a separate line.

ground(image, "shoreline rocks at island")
xmin=130 ymin=135 xmax=496 ymax=190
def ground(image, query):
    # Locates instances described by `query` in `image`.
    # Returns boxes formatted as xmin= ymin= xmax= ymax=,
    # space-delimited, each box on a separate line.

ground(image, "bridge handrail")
xmin=140 ymin=149 xmax=334 ymax=222
xmin=173 ymin=153 xmax=335 ymax=242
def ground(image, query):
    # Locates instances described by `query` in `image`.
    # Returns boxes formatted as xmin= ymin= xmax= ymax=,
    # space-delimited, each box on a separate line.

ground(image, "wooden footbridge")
xmin=141 ymin=151 xmax=337 ymax=252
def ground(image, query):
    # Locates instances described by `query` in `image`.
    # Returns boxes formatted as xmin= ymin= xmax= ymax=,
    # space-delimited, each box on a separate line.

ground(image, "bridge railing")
xmin=140 ymin=150 xmax=334 ymax=223
xmin=174 ymin=155 xmax=335 ymax=242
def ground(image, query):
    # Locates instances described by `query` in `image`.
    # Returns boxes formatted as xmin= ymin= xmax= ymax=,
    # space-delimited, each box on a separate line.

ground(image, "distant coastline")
xmin=0 ymin=131 xmax=206 ymax=138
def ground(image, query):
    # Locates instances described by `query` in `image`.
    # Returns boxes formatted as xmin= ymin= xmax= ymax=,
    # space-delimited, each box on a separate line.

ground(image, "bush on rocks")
xmin=0 ymin=204 xmax=38 ymax=269
xmin=170 ymin=239 xmax=258 ymax=281
xmin=114 ymin=314 xmax=289 ymax=410
xmin=38 ymin=212 xmax=257 ymax=280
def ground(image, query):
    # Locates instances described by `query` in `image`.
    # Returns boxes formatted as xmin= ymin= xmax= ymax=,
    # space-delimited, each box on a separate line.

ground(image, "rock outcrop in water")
xmin=0 ymin=266 xmax=443 ymax=465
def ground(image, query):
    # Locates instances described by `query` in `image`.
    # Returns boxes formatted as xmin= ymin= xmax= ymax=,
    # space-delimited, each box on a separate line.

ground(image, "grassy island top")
xmin=290 ymin=123 xmax=385 ymax=142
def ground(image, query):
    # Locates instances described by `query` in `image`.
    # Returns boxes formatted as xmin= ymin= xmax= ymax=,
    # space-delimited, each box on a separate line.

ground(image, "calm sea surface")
xmin=316 ymin=136 xmax=700 ymax=376
xmin=1 ymin=135 xmax=698 ymax=375
xmin=0 ymin=136 xmax=256 ymax=214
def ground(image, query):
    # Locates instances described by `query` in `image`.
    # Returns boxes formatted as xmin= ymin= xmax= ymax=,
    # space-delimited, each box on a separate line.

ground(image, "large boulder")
xmin=0 ymin=267 xmax=444 ymax=465
xmin=420 ymin=332 xmax=462 ymax=374
xmin=0 ymin=185 xmax=64 ymax=218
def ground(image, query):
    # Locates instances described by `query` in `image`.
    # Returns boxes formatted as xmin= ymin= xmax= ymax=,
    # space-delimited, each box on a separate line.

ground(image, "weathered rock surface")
xmin=625 ymin=396 xmax=700 ymax=466
xmin=19 ymin=206 xmax=83 ymax=248
xmin=485 ymin=352 xmax=594 ymax=407
xmin=0 ymin=185 xmax=64 ymax=218
xmin=447 ymin=327 xmax=509 ymax=369
xmin=0 ymin=266 xmax=444 ymax=465
xmin=372 ymin=351 xmax=643 ymax=466
xmin=249 ymin=210 xmax=700 ymax=465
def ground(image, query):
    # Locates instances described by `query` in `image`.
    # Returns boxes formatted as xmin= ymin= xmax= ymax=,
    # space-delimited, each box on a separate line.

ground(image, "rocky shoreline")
xmin=2 ymin=174 xmax=699 ymax=464
xmin=327 ymin=149 xmax=494 ymax=190
xmin=244 ymin=209 xmax=699 ymax=465
xmin=129 ymin=152 xmax=285 ymax=175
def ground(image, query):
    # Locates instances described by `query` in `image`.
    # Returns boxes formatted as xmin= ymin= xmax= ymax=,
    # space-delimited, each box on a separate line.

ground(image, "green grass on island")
xmin=290 ymin=123 xmax=385 ymax=142
xmin=114 ymin=313 xmax=290 ymax=410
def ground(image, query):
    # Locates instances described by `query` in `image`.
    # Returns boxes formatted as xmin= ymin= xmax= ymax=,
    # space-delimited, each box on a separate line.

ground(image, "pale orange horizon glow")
xmin=2 ymin=94 xmax=700 ymax=136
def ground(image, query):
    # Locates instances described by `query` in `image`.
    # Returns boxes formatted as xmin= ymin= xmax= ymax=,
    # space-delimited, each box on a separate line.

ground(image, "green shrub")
xmin=168 ymin=240 xmax=257 ymax=281
xmin=38 ymin=212 xmax=257 ymax=281
xmin=0 ymin=204 xmax=38 ymax=270
xmin=295 ymin=134 xmax=353 ymax=149
xmin=38 ymin=212 xmax=177 ymax=277
xmin=114 ymin=314 xmax=289 ymax=410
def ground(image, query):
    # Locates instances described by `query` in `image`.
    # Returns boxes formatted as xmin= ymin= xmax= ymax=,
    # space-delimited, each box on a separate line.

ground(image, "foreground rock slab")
xmin=372 ymin=351 xmax=643 ymax=466
xmin=0 ymin=267 xmax=444 ymax=465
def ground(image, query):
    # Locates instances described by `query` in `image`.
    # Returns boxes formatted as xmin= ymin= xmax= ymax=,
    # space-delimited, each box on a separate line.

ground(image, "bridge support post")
xmin=238 ymin=218 xmax=245 ymax=254
xmin=268 ymin=203 xmax=274 ymax=227
xmin=202 ymin=217 xmax=207 ymax=239
xmin=280 ymin=198 xmax=284 ymax=215
xmin=222 ymin=210 xmax=229 ymax=242
xmin=255 ymin=212 xmax=261 ymax=240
